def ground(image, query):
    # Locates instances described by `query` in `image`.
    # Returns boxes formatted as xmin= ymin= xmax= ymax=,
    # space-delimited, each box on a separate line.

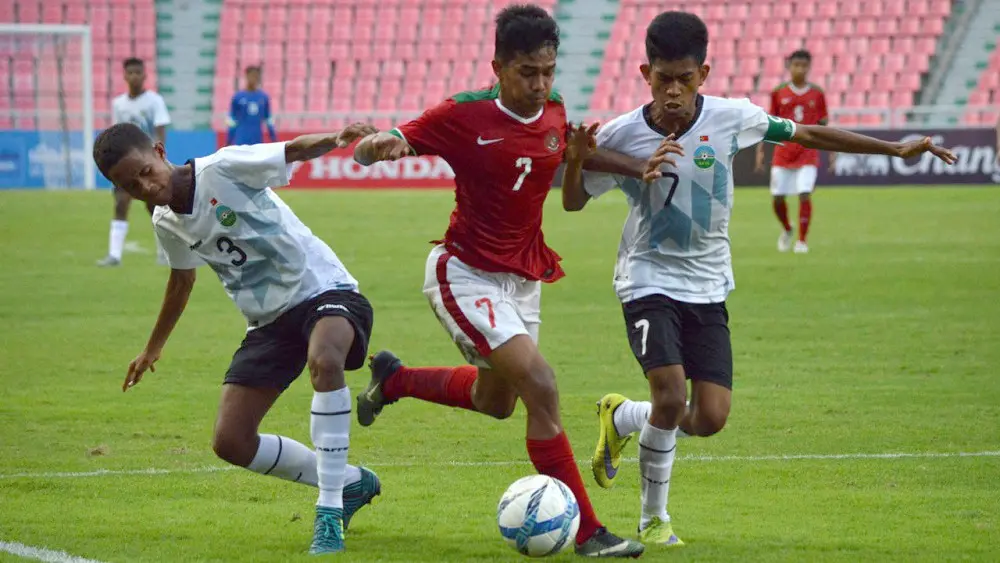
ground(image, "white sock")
xmin=247 ymin=434 xmax=319 ymax=486
xmin=109 ymin=220 xmax=128 ymax=260
xmin=638 ymin=422 xmax=677 ymax=530
xmin=247 ymin=434 xmax=362 ymax=488
xmin=311 ymin=387 xmax=351 ymax=509
xmin=613 ymin=399 xmax=652 ymax=436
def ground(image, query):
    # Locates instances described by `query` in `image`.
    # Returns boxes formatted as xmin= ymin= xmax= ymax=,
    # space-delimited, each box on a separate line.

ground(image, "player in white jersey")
xmin=98 ymin=57 xmax=173 ymax=268
xmin=92 ymin=121 xmax=383 ymax=554
xmin=564 ymin=11 xmax=957 ymax=548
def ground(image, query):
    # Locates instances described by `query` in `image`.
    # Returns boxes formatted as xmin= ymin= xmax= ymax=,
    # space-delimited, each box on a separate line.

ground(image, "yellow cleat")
xmin=592 ymin=393 xmax=632 ymax=489
xmin=638 ymin=517 xmax=685 ymax=547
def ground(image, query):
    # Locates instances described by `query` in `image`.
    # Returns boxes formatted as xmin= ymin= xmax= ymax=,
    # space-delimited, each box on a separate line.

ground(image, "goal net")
xmin=0 ymin=24 xmax=94 ymax=189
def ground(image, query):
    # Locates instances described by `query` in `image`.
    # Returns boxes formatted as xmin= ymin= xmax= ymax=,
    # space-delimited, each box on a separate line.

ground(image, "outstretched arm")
xmin=791 ymin=125 xmax=956 ymax=163
xmin=285 ymin=123 xmax=377 ymax=163
xmin=123 ymin=268 xmax=196 ymax=391
xmin=354 ymin=132 xmax=413 ymax=165
xmin=565 ymin=133 xmax=685 ymax=212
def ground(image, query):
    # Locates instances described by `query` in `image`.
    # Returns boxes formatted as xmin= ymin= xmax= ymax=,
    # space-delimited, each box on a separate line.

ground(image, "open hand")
xmin=124 ymin=349 xmax=160 ymax=392
xmin=643 ymin=135 xmax=685 ymax=183
xmin=897 ymin=136 xmax=956 ymax=164
xmin=336 ymin=123 xmax=379 ymax=148
xmin=566 ymin=122 xmax=600 ymax=162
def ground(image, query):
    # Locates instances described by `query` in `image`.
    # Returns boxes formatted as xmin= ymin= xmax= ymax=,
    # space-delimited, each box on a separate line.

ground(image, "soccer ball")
xmin=497 ymin=475 xmax=580 ymax=557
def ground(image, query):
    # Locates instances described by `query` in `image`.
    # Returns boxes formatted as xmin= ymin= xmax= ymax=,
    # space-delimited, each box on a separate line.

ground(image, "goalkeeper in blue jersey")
xmin=226 ymin=66 xmax=277 ymax=146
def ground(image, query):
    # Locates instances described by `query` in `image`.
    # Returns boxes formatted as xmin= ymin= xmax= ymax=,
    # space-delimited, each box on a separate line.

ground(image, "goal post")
xmin=0 ymin=23 xmax=94 ymax=189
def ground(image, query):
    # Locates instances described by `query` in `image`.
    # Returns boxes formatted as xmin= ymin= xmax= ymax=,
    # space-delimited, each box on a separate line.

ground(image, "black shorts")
xmin=621 ymin=294 xmax=733 ymax=389
xmin=224 ymin=290 xmax=374 ymax=390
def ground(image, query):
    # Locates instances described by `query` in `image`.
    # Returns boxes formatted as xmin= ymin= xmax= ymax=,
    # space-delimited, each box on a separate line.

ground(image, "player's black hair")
xmin=494 ymin=4 xmax=560 ymax=63
xmin=93 ymin=122 xmax=154 ymax=178
xmin=645 ymin=11 xmax=708 ymax=65
xmin=787 ymin=49 xmax=812 ymax=63
xmin=122 ymin=57 xmax=144 ymax=70
xmin=245 ymin=65 xmax=261 ymax=74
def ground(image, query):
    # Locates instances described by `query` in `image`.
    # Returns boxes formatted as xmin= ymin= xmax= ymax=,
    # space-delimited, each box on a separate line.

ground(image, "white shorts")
xmin=423 ymin=245 xmax=541 ymax=368
xmin=770 ymin=165 xmax=817 ymax=196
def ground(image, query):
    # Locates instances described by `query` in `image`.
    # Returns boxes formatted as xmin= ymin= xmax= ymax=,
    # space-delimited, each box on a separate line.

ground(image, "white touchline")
xmin=0 ymin=540 xmax=108 ymax=563
xmin=0 ymin=451 xmax=997 ymax=480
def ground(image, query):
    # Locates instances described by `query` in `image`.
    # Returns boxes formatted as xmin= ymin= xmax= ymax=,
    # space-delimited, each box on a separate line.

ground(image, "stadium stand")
xmin=1 ymin=0 xmax=158 ymax=129
xmin=965 ymin=45 xmax=1000 ymax=125
xmin=212 ymin=0 xmax=556 ymax=131
xmin=591 ymin=0 xmax=955 ymax=126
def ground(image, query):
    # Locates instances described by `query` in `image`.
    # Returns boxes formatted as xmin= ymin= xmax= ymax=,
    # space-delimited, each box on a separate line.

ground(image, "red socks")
xmin=527 ymin=432 xmax=601 ymax=545
xmin=381 ymin=365 xmax=477 ymax=411
xmin=799 ymin=199 xmax=812 ymax=242
xmin=773 ymin=197 xmax=792 ymax=232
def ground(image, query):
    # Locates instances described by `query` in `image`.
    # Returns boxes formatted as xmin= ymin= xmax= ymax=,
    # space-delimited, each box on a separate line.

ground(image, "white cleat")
xmin=777 ymin=230 xmax=794 ymax=252
xmin=96 ymin=255 xmax=121 ymax=267
xmin=794 ymin=241 xmax=809 ymax=254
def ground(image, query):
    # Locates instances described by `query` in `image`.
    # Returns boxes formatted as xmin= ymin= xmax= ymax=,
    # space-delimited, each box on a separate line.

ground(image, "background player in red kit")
xmin=353 ymin=4 xmax=676 ymax=558
xmin=756 ymin=49 xmax=831 ymax=254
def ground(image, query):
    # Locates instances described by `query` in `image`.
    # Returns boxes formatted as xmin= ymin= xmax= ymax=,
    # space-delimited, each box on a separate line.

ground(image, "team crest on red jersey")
xmin=545 ymin=129 xmax=560 ymax=152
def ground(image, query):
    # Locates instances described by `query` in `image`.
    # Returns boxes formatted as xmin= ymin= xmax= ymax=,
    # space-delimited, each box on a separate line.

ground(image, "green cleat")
xmin=309 ymin=506 xmax=345 ymax=555
xmin=342 ymin=467 xmax=381 ymax=531
xmin=592 ymin=393 xmax=632 ymax=489
xmin=638 ymin=517 xmax=684 ymax=548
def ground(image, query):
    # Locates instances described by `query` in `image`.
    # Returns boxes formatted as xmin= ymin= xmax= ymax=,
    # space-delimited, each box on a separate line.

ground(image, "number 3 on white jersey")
xmin=512 ymin=157 xmax=532 ymax=191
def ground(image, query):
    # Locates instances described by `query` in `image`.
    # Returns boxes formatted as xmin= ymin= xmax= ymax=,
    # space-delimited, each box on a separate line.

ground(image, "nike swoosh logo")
xmin=603 ymin=441 xmax=618 ymax=479
xmin=477 ymin=136 xmax=504 ymax=145
xmin=365 ymin=386 xmax=380 ymax=402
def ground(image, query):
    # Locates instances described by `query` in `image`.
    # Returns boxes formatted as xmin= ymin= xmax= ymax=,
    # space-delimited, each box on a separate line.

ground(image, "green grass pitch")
xmin=0 ymin=186 xmax=998 ymax=562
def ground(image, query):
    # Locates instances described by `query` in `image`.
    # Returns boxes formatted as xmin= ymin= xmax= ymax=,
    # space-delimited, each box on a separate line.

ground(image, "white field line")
xmin=0 ymin=541 xmax=108 ymax=563
xmin=0 ymin=450 xmax=997 ymax=480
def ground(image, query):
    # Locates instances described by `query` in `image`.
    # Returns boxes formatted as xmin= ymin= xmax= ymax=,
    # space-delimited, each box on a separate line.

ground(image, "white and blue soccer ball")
xmin=497 ymin=475 xmax=580 ymax=557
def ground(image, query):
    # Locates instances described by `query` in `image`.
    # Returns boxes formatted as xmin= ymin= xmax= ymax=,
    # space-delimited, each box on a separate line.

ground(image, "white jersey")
xmin=585 ymin=96 xmax=796 ymax=304
xmin=152 ymin=143 xmax=359 ymax=329
xmin=111 ymin=91 xmax=171 ymax=138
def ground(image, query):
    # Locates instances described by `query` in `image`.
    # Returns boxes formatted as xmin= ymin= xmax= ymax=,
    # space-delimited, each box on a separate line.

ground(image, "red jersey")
xmin=769 ymin=82 xmax=829 ymax=168
xmin=391 ymin=85 xmax=567 ymax=282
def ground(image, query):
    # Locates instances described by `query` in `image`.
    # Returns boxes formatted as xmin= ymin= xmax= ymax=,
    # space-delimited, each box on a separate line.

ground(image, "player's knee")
xmin=212 ymin=429 xmax=255 ymax=467
xmin=696 ymin=407 xmax=729 ymax=436
xmin=651 ymin=392 xmax=687 ymax=421
xmin=307 ymin=351 xmax=346 ymax=389
xmin=518 ymin=365 xmax=559 ymax=412
xmin=483 ymin=394 xmax=518 ymax=420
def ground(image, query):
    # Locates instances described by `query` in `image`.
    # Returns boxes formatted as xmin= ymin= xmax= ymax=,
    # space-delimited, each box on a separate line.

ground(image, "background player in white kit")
xmin=92 ymin=121 xmax=382 ymax=554
xmin=98 ymin=57 xmax=172 ymax=267
xmin=563 ymin=11 xmax=957 ymax=549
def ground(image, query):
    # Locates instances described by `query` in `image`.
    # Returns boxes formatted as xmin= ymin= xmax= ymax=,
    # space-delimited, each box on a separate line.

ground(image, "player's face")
xmin=124 ymin=64 xmax=145 ymax=91
xmin=493 ymin=46 xmax=557 ymax=115
xmin=106 ymin=144 xmax=173 ymax=205
xmin=246 ymin=69 xmax=260 ymax=89
xmin=788 ymin=58 xmax=810 ymax=83
xmin=641 ymin=57 xmax=710 ymax=120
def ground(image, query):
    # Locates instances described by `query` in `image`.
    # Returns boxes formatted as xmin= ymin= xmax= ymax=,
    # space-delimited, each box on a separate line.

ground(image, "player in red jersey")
xmin=353 ymin=5 xmax=676 ymax=558
xmin=755 ymin=49 xmax=831 ymax=253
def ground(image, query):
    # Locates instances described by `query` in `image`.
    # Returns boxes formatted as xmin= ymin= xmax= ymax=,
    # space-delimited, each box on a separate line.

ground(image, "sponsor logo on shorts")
xmin=215 ymin=205 xmax=237 ymax=227
xmin=694 ymin=145 xmax=716 ymax=169
xmin=317 ymin=303 xmax=349 ymax=313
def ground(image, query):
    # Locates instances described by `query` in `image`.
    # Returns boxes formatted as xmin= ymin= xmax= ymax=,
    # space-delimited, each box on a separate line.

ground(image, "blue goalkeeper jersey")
xmin=227 ymin=89 xmax=276 ymax=145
